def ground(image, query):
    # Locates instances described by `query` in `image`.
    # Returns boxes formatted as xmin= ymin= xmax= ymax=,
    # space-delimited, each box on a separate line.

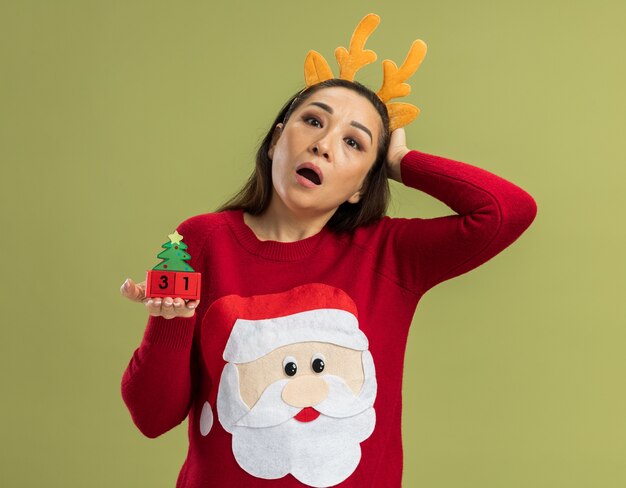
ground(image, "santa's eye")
xmin=311 ymin=353 xmax=325 ymax=373
xmin=283 ymin=356 xmax=298 ymax=376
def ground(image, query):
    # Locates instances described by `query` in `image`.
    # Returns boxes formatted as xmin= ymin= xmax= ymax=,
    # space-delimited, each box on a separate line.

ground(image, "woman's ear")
xmin=348 ymin=172 xmax=370 ymax=204
xmin=268 ymin=123 xmax=284 ymax=159
xmin=347 ymin=190 xmax=361 ymax=204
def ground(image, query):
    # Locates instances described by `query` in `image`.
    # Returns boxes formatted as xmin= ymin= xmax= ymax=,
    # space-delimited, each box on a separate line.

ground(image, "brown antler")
xmin=377 ymin=40 xmax=427 ymax=103
xmin=387 ymin=102 xmax=421 ymax=132
xmin=304 ymin=50 xmax=334 ymax=87
xmin=302 ymin=13 xmax=428 ymax=132
xmin=335 ymin=13 xmax=380 ymax=81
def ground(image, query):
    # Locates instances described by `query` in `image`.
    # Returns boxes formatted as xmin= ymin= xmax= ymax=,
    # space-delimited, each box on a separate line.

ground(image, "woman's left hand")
xmin=386 ymin=128 xmax=410 ymax=182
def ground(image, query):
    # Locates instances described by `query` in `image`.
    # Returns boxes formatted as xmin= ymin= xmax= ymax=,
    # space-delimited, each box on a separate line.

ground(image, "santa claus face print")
xmin=216 ymin=341 xmax=377 ymax=487
xmin=267 ymin=86 xmax=382 ymax=215
xmin=200 ymin=284 xmax=378 ymax=487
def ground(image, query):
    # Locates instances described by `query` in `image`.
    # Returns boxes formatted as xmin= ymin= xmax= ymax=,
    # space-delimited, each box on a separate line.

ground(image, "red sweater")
xmin=121 ymin=149 xmax=537 ymax=487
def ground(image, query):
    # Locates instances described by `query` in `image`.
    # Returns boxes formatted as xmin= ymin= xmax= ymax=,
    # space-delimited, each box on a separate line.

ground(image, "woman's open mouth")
xmin=296 ymin=168 xmax=322 ymax=188
xmin=295 ymin=162 xmax=323 ymax=186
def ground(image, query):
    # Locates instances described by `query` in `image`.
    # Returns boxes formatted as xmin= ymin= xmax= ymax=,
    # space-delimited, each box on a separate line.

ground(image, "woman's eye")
xmin=304 ymin=116 xmax=321 ymax=127
xmin=346 ymin=138 xmax=361 ymax=150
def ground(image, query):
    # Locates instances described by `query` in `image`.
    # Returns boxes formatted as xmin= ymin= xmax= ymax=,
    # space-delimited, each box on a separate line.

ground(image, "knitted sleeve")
xmin=120 ymin=216 xmax=204 ymax=438
xmin=377 ymin=149 xmax=537 ymax=296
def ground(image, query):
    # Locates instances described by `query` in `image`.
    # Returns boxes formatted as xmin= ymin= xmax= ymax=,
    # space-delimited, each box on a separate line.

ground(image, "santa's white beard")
xmin=231 ymin=407 xmax=375 ymax=487
xmin=216 ymin=350 xmax=377 ymax=487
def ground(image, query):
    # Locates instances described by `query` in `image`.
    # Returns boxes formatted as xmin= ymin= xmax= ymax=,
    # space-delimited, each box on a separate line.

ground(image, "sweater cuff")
xmin=141 ymin=314 xmax=196 ymax=349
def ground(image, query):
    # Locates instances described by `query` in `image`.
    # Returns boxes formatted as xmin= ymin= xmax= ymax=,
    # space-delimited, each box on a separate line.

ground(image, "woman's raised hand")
xmin=120 ymin=277 xmax=199 ymax=319
xmin=386 ymin=127 xmax=411 ymax=182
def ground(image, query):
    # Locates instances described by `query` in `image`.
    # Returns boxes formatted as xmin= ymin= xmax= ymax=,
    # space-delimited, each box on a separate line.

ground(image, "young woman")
xmin=120 ymin=77 xmax=537 ymax=487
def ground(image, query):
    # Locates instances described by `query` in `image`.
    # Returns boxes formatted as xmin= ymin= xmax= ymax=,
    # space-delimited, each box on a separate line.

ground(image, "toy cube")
xmin=145 ymin=270 xmax=201 ymax=300
xmin=146 ymin=270 xmax=176 ymax=297
xmin=174 ymin=271 xmax=201 ymax=299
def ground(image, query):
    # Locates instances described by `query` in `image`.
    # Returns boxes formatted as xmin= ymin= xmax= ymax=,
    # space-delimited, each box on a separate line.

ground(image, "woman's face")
xmin=268 ymin=86 xmax=382 ymax=216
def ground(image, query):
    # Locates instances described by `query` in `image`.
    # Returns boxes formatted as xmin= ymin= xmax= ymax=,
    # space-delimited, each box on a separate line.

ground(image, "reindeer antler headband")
xmin=303 ymin=13 xmax=428 ymax=132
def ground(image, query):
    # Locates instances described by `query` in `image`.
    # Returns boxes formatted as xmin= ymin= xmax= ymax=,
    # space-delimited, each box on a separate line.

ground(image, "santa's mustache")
xmin=227 ymin=350 xmax=377 ymax=429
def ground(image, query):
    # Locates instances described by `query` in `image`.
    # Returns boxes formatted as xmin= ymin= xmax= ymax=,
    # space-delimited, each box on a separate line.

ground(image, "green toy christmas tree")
xmin=145 ymin=230 xmax=201 ymax=299
xmin=152 ymin=231 xmax=195 ymax=272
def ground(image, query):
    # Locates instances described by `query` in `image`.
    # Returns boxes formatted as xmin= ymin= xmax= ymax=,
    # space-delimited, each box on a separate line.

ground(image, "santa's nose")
xmin=282 ymin=374 xmax=329 ymax=407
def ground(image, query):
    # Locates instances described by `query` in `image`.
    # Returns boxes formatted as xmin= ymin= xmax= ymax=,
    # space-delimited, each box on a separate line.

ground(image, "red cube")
xmin=145 ymin=270 xmax=201 ymax=300
xmin=175 ymin=272 xmax=201 ymax=299
xmin=146 ymin=270 xmax=176 ymax=297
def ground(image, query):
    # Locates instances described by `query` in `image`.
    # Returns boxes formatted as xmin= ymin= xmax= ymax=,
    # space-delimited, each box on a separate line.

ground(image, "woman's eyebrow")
xmin=306 ymin=101 xmax=373 ymax=143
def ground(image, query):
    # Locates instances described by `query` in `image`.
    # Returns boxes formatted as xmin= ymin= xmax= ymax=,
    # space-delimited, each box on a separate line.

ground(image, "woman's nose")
xmin=311 ymin=141 xmax=331 ymax=160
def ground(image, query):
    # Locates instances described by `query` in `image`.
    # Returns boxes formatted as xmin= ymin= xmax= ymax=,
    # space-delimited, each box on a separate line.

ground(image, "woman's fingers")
xmin=136 ymin=280 xmax=147 ymax=300
xmin=120 ymin=278 xmax=146 ymax=302
xmin=145 ymin=298 xmax=162 ymax=316
xmin=123 ymin=277 xmax=199 ymax=319
xmin=387 ymin=128 xmax=409 ymax=167
xmin=144 ymin=296 xmax=197 ymax=319
xmin=168 ymin=298 xmax=196 ymax=318
xmin=390 ymin=127 xmax=406 ymax=146
xmin=160 ymin=297 xmax=175 ymax=318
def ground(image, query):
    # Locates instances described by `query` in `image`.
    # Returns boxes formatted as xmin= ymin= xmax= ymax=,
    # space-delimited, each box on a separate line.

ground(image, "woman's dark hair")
xmin=215 ymin=78 xmax=392 ymax=234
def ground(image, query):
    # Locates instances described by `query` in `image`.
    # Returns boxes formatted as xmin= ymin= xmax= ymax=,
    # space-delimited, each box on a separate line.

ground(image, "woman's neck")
xmin=243 ymin=199 xmax=335 ymax=243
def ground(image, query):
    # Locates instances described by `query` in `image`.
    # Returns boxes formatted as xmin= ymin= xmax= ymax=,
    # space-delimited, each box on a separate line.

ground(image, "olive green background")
xmin=1 ymin=1 xmax=624 ymax=486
